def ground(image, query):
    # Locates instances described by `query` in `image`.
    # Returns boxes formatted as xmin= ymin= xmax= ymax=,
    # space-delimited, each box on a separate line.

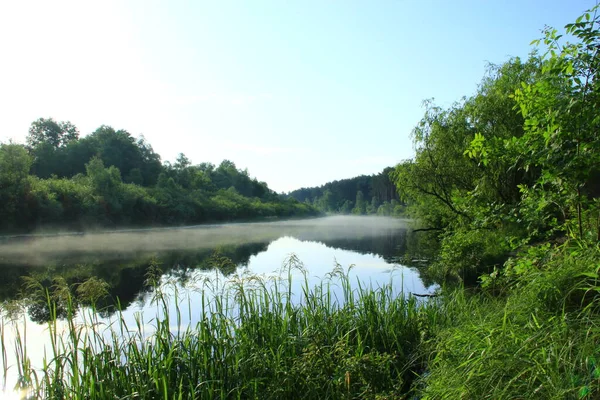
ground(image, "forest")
xmin=287 ymin=167 xmax=404 ymax=215
xmin=0 ymin=121 xmax=318 ymax=233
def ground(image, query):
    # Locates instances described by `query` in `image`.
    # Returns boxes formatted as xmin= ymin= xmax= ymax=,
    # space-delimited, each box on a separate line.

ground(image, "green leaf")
xmin=566 ymin=63 xmax=574 ymax=75
xmin=578 ymin=271 xmax=599 ymax=278
xmin=579 ymin=385 xmax=590 ymax=398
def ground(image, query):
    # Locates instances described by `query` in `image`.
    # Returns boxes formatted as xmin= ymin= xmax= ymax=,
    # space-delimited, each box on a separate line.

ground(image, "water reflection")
xmin=0 ymin=216 xmax=433 ymax=322
xmin=0 ymin=217 xmax=439 ymax=397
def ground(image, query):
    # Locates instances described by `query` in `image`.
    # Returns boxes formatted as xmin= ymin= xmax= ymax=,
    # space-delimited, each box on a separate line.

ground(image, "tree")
xmin=510 ymin=6 xmax=600 ymax=240
xmin=0 ymin=143 xmax=33 ymax=228
xmin=287 ymin=167 xmax=400 ymax=214
xmin=366 ymin=196 xmax=379 ymax=214
xmin=319 ymin=189 xmax=336 ymax=212
xmin=174 ymin=153 xmax=191 ymax=170
xmin=135 ymin=136 xmax=162 ymax=186
xmin=86 ymin=157 xmax=122 ymax=197
xmin=352 ymin=190 xmax=366 ymax=215
xmin=27 ymin=118 xmax=81 ymax=179
xmin=83 ymin=126 xmax=146 ymax=184
xmin=339 ymin=200 xmax=353 ymax=214
xmin=391 ymin=101 xmax=478 ymax=229
xmin=0 ymin=143 xmax=32 ymax=187
xmin=393 ymin=57 xmax=541 ymax=232
xmin=27 ymin=118 xmax=79 ymax=149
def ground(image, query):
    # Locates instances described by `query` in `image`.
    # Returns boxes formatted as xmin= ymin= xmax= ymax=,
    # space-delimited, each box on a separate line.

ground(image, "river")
xmin=0 ymin=216 xmax=435 ymax=396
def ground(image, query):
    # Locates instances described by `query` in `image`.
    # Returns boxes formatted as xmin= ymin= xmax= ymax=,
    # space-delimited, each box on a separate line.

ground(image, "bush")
xmin=425 ymin=228 xmax=510 ymax=285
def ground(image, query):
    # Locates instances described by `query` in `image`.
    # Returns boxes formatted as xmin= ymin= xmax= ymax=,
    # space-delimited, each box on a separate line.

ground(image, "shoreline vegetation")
xmin=286 ymin=167 xmax=407 ymax=217
xmin=4 ymin=259 xmax=437 ymax=399
xmin=0 ymin=126 xmax=320 ymax=235
xmin=2 ymin=5 xmax=600 ymax=399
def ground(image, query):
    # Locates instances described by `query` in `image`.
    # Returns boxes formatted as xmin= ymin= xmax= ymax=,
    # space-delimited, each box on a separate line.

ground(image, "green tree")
xmin=366 ymin=196 xmax=379 ymax=214
xmin=511 ymin=7 xmax=600 ymax=240
xmin=339 ymin=200 xmax=353 ymax=214
xmin=352 ymin=190 xmax=366 ymax=215
xmin=84 ymin=126 xmax=148 ymax=185
xmin=394 ymin=57 xmax=541 ymax=233
xmin=0 ymin=143 xmax=33 ymax=228
xmin=135 ymin=136 xmax=162 ymax=186
xmin=27 ymin=118 xmax=80 ymax=179
xmin=391 ymin=101 xmax=478 ymax=229
xmin=0 ymin=143 xmax=33 ymax=186
xmin=376 ymin=201 xmax=392 ymax=216
xmin=27 ymin=118 xmax=79 ymax=149
xmin=287 ymin=168 xmax=399 ymax=211
xmin=318 ymin=189 xmax=336 ymax=212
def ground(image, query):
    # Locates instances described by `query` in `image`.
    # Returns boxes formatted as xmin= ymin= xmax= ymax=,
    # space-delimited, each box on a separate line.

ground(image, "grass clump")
xmin=4 ymin=256 xmax=438 ymax=399
xmin=420 ymin=243 xmax=600 ymax=399
xmin=10 ymin=241 xmax=599 ymax=399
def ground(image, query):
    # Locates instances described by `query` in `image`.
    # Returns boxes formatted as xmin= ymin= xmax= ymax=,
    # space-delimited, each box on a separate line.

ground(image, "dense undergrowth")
xmin=421 ymin=243 xmax=600 ymax=399
xmin=4 ymin=241 xmax=600 ymax=399
xmin=3 ymin=259 xmax=440 ymax=399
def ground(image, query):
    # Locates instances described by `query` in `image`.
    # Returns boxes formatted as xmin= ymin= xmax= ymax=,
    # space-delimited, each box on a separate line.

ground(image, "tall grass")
xmin=2 ymin=256 xmax=438 ymax=399
xmin=4 ymin=243 xmax=599 ymax=399
xmin=420 ymin=243 xmax=600 ymax=399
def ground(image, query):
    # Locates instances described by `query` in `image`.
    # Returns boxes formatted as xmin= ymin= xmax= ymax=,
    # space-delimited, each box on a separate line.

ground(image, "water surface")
xmin=0 ymin=216 xmax=435 ymax=395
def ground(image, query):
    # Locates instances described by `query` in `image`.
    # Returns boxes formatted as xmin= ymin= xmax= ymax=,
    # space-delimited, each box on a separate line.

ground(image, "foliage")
xmin=288 ymin=167 xmax=403 ymax=215
xmin=425 ymin=229 xmax=510 ymax=285
xmin=421 ymin=244 xmax=600 ymax=399
xmin=0 ymin=144 xmax=33 ymax=229
xmin=0 ymin=127 xmax=319 ymax=233
xmin=393 ymin=56 xmax=542 ymax=236
xmin=398 ymin=5 xmax=600 ymax=399
xmin=4 ymin=262 xmax=439 ymax=399
xmin=511 ymin=7 xmax=600 ymax=241
xmin=27 ymin=118 xmax=79 ymax=149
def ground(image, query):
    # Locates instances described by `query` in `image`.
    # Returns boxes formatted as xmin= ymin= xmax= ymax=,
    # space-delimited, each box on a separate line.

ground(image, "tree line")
xmin=0 ymin=120 xmax=318 ymax=233
xmin=287 ymin=167 xmax=404 ymax=216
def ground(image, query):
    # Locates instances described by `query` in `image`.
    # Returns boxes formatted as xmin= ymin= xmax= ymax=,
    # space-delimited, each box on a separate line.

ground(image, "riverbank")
xmin=1 ymin=234 xmax=597 ymax=398
xmin=421 ymin=241 xmax=600 ymax=399
xmin=3 ymin=260 xmax=436 ymax=399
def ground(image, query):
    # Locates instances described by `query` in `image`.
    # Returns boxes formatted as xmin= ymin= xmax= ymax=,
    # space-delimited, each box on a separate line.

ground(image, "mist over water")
xmin=0 ymin=216 xmax=431 ymax=398
xmin=0 ymin=216 xmax=410 ymax=266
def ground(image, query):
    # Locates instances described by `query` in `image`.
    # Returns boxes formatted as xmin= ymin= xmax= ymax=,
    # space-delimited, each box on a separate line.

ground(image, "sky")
xmin=0 ymin=1 xmax=597 ymax=193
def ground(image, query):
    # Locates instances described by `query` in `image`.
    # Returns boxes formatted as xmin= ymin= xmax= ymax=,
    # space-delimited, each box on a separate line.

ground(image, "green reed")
xmin=6 ymin=246 xmax=597 ymax=399
xmin=1 ymin=256 xmax=437 ymax=399
xmin=419 ymin=244 xmax=600 ymax=399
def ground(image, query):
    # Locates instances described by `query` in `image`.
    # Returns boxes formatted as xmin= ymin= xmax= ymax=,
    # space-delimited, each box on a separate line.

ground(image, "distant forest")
xmin=0 ymin=118 xmax=318 ymax=233
xmin=287 ymin=168 xmax=404 ymax=216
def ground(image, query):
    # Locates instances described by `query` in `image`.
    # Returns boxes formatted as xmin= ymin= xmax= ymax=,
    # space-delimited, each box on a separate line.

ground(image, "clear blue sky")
xmin=0 ymin=1 xmax=596 ymax=192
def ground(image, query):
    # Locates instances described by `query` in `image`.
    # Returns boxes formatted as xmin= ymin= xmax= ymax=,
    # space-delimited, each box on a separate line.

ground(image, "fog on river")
xmin=0 ymin=216 xmax=409 ymax=265
xmin=0 ymin=216 xmax=435 ymax=320
xmin=0 ymin=216 xmax=438 ymax=396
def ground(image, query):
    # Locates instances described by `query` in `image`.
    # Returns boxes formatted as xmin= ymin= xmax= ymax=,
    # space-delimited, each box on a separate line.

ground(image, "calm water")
xmin=0 ymin=216 xmax=435 ymax=395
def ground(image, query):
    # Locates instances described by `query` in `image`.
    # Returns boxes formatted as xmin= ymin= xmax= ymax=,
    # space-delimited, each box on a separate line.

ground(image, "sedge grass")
xmin=1 ymin=256 xmax=437 ymax=399
xmin=420 ymin=244 xmax=600 ymax=399
xmin=5 ymin=244 xmax=599 ymax=399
